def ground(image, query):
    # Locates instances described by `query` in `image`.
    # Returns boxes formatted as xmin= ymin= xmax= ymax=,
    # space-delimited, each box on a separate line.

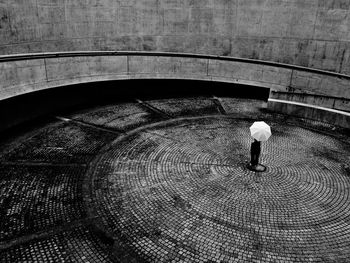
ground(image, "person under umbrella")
xmin=248 ymin=121 xmax=271 ymax=171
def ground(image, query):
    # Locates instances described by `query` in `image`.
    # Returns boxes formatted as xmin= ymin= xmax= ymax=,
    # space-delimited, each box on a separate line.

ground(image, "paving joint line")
xmin=212 ymin=96 xmax=227 ymax=115
xmin=55 ymin=116 xmax=124 ymax=135
xmin=210 ymin=97 xmax=255 ymax=118
xmin=136 ymin=99 xmax=173 ymax=119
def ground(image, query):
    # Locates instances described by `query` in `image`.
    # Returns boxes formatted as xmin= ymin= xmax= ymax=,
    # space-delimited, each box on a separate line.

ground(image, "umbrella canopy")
xmin=250 ymin=121 xmax=271 ymax=141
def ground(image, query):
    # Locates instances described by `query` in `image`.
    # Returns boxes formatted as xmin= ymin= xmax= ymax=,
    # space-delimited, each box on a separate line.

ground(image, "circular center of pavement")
xmin=87 ymin=116 xmax=350 ymax=262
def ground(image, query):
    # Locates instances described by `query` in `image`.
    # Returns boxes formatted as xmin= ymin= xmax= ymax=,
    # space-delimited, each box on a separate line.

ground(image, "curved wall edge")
xmin=0 ymin=52 xmax=349 ymax=129
xmin=268 ymin=99 xmax=350 ymax=129
xmin=1 ymin=51 xmax=350 ymax=79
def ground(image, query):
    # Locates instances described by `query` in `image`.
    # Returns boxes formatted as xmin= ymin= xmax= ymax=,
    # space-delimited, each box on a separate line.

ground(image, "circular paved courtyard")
xmin=0 ymin=97 xmax=349 ymax=262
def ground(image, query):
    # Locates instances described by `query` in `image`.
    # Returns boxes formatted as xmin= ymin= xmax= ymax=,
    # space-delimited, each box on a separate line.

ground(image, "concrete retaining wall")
xmin=1 ymin=53 xmax=349 ymax=106
xmin=269 ymin=91 xmax=350 ymax=113
xmin=268 ymin=99 xmax=350 ymax=129
xmin=1 ymin=52 xmax=349 ymax=128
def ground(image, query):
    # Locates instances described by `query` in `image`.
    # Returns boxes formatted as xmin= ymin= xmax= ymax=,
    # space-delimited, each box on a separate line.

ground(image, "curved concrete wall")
xmin=1 ymin=1 xmax=350 ymax=74
xmin=1 ymin=53 xmax=349 ymax=111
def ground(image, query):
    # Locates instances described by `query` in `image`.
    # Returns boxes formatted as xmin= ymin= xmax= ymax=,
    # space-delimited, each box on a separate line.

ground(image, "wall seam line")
xmin=206 ymin=59 xmax=209 ymax=76
xmin=44 ymin=58 xmax=48 ymax=82
xmin=127 ymin=55 xmax=129 ymax=75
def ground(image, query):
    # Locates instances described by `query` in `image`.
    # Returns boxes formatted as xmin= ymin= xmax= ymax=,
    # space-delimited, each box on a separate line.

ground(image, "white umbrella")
xmin=250 ymin=121 xmax=271 ymax=141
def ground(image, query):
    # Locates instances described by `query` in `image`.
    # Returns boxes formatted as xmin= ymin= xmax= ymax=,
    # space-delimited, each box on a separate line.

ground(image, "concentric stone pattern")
xmin=88 ymin=116 xmax=350 ymax=263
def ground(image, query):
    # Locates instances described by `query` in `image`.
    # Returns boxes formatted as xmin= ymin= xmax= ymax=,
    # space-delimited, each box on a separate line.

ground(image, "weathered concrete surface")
xmin=208 ymin=60 xmax=293 ymax=91
xmin=46 ymin=56 xmax=128 ymax=82
xmin=290 ymin=70 xmax=350 ymax=98
xmin=268 ymin=99 xmax=350 ymax=128
xmin=0 ymin=55 xmax=128 ymax=100
xmin=270 ymin=91 xmax=350 ymax=112
xmin=1 ymin=1 xmax=350 ymax=74
xmin=45 ymin=56 xmax=128 ymax=90
xmin=1 ymin=54 xmax=349 ymax=114
xmin=128 ymin=56 xmax=209 ymax=80
xmin=0 ymin=59 xmax=47 ymax=98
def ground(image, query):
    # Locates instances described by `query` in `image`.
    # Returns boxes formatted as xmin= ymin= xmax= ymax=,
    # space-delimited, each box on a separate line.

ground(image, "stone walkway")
xmin=0 ymin=97 xmax=349 ymax=262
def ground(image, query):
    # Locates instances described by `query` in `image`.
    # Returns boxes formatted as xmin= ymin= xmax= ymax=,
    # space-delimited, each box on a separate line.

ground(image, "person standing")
xmin=250 ymin=139 xmax=261 ymax=167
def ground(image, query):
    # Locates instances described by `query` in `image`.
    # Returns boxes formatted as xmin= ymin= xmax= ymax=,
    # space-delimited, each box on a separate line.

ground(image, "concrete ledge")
xmin=0 ymin=54 xmax=293 ymax=101
xmin=270 ymin=91 xmax=350 ymax=112
xmin=267 ymin=99 xmax=350 ymax=129
xmin=1 ymin=52 xmax=350 ymax=102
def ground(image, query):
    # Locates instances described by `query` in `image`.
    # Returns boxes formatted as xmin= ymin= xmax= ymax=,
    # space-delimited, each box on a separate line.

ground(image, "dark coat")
xmin=251 ymin=140 xmax=261 ymax=154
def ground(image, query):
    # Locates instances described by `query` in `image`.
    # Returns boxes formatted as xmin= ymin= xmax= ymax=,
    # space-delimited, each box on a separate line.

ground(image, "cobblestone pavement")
xmin=0 ymin=97 xmax=349 ymax=262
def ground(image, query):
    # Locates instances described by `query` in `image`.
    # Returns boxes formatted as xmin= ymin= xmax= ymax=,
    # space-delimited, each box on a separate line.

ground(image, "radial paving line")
xmin=211 ymin=96 xmax=227 ymax=114
xmin=136 ymin=99 xmax=173 ymax=119
xmin=55 ymin=116 xmax=124 ymax=135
